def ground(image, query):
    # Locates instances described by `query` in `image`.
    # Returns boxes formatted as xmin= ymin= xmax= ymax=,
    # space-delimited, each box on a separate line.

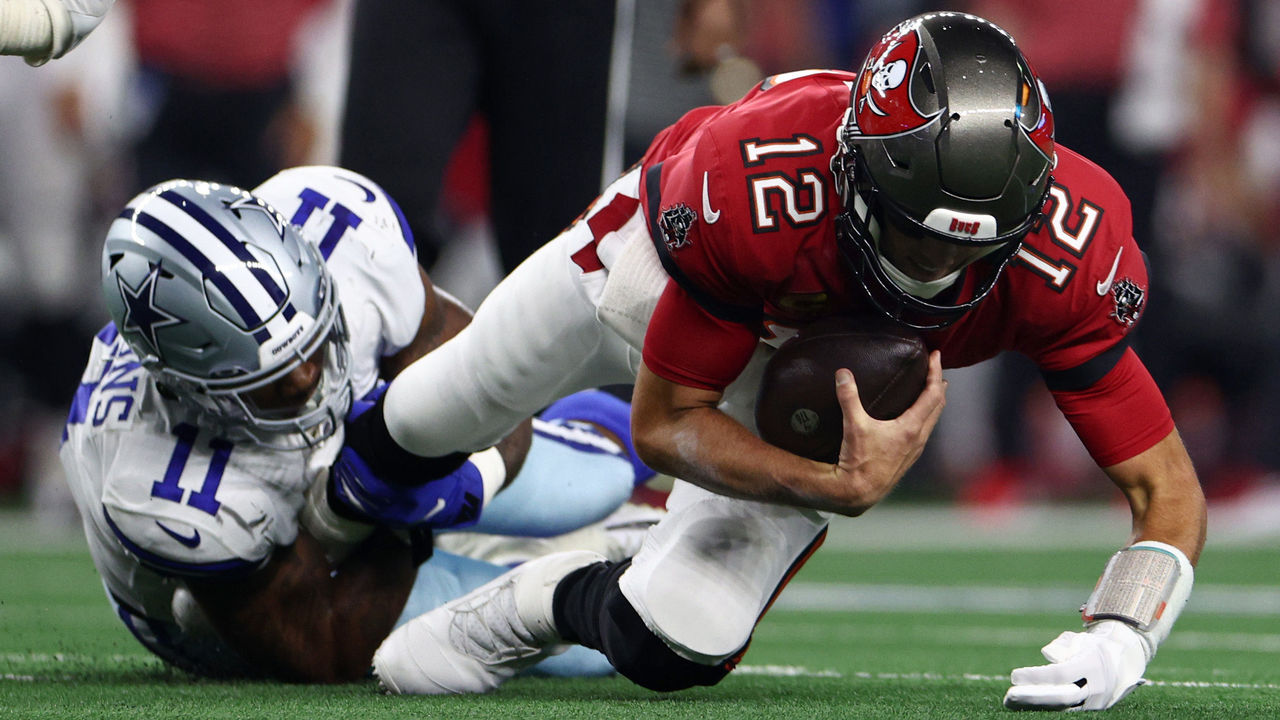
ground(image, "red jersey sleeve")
xmin=1010 ymin=148 xmax=1171 ymax=463
xmin=1051 ymin=347 xmax=1174 ymax=467
xmin=641 ymin=281 xmax=762 ymax=391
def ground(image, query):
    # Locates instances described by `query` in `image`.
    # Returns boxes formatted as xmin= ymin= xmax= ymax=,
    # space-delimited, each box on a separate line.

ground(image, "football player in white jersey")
xmin=60 ymin=165 xmax=652 ymax=681
xmin=0 ymin=0 xmax=113 ymax=64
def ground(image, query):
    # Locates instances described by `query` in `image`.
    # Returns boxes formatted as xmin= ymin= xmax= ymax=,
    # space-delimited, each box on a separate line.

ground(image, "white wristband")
xmin=1083 ymin=540 xmax=1194 ymax=661
xmin=469 ymin=446 xmax=507 ymax=509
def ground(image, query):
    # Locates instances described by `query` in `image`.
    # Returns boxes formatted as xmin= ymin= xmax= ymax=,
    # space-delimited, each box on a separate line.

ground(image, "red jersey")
xmin=638 ymin=70 xmax=1172 ymax=467
xmin=132 ymin=0 xmax=326 ymax=90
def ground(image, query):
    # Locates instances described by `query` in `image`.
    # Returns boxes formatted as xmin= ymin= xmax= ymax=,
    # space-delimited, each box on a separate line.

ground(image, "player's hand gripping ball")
xmin=754 ymin=316 xmax=928 ymax=462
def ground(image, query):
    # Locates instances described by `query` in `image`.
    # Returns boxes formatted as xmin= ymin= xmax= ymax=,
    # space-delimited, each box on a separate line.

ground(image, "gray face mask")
xmin=854 ymin=192 xmax=995 ymax=300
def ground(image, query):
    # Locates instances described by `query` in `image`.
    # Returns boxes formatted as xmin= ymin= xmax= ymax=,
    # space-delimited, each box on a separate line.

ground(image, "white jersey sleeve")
xmin=253 ymin=166 xmax=426 ymax=398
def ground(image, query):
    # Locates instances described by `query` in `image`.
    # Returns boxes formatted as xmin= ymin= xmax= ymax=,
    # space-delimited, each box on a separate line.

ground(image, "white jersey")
xmin=59 ymin=166 xmax=423 ymax=673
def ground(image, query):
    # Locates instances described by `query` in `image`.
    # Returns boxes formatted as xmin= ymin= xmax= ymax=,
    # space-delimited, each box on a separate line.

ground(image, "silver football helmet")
xmin=833 ymin=12 xmax=1056 ymax=329
xmin=102 ymin=179 xmax=352 ymax=448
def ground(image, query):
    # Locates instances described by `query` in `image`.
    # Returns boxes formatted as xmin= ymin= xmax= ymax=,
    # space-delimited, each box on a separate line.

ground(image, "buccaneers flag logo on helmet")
xmin=851 ymin=18 xmax=940 ymax=137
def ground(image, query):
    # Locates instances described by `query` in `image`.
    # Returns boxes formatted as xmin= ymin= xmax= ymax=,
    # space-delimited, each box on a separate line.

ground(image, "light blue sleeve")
xmin=462 ymin=423 xmax=634 ymax=537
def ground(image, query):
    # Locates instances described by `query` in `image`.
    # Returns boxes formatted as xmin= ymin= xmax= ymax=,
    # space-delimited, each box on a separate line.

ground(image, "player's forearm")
xmin=317 ymin=530 xmax=418 ymax=680
xmin=192 ymin=530 xmax=416 ymax=683
xmin=632 ymin=362 xmax=934 ymax=516
xmin=632 ymin=395 xmax=878 ymax=515
xmin=1106 ymin=430 xmax=1207 ymax=564
xmin=492 ymin=418 xmax=532 ymax=485
xmin=1129 ymin=490 xmax=1206 ymax=566
xmin=267 ymin=530 xmax=416 ymax=682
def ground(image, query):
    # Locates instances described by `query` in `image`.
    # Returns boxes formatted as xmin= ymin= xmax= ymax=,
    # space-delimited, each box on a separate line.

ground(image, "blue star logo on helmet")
xmin=117 ymin=263 xmax=185 ymax=358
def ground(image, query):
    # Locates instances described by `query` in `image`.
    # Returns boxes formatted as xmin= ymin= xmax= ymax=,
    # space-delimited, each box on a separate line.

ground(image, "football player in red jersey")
xmin=350 ymin=12 xmax=1205 ymax=710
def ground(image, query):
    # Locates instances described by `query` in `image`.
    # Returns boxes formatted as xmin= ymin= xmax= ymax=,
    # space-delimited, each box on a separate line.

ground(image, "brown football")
xmin=754 ymin=315 xmax=929 ymax=462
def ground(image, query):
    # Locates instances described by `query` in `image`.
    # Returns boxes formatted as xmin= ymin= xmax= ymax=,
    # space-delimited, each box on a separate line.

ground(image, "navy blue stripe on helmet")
xmin=131 ymin=211 xmax=268 ymax=330
xmin=158 ymin=190 xmax=288 ymax=305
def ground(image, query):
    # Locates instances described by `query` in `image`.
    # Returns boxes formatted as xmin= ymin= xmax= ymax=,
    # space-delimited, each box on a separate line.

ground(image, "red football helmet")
xmin=833 ymin=12 xmax=1056 ymax=329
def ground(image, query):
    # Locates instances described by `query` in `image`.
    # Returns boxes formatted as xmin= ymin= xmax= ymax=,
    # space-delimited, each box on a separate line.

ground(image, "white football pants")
xmin=385 ymin=167 xmax=828 ymax=665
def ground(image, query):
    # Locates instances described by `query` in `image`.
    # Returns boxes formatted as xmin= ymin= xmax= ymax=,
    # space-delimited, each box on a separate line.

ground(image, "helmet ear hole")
xmin=919 ymin=63 xmax=935 ymax=95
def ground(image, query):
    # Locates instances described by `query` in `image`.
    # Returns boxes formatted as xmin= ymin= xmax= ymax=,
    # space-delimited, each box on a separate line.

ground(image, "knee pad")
xmin=541 ymin=390 xmax=655 ymax=485
xmin=557 ymin=559 xmax=732 ymax=692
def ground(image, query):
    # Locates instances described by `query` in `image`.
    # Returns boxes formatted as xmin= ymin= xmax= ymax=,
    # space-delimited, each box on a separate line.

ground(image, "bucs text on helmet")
xmin=101 ymin=180 xmax=352 ymax=448
xmin=832 ymin=11 xmax=1056 ymax=329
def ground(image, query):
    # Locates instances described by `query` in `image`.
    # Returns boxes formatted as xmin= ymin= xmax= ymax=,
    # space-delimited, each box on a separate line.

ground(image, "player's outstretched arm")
xmin=1103 ymin=429 xmax=1206 ymax=563
xmin=185 ymin=528 xmax=417 ymax=683
xmin=1004 ymin=430 xmax=1205 ymax=711
xmin=631 ymin=350 xmax=944 ymax=516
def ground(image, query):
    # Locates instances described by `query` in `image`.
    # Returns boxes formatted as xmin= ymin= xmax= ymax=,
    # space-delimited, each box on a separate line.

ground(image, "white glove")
xmin=0 ymin=0 xmax=114 ymax=65
xmin=1003 ymin=620 xmax=1148 ymax=711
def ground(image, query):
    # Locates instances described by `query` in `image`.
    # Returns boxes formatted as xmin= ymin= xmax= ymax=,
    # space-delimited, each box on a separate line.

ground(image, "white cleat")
xmin=373 ymin=550 xmax=606 ymax=694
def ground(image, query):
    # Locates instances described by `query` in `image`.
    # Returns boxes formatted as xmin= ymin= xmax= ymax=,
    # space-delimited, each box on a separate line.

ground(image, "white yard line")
xmin=760 ymin=619 xmax=1280 ymax=654
xmin=5 ymin=500 xmax=1278 ymax=553
xmin=821 ymin=500 xmax=1280 ymax=550
xmin=735 ymin=666 xmax=1280 ymax=691
xmin=777 ymin=582 xmax=1280 ymax=617
xmin=3 ymin=654 xmax=1275 ymax=691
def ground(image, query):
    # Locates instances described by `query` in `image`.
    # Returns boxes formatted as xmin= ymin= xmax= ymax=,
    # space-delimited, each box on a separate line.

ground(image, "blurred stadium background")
xmin=0 ymin=3 xmax=1276 ymax=702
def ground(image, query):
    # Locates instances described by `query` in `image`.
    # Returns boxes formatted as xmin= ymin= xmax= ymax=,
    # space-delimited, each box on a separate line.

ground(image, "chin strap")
xmin=1082 ymin=540 xmax=1195 ymax=661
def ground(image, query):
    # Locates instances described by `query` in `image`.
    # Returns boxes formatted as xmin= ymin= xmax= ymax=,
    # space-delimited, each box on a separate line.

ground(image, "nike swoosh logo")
xmin=702 ymin=171 xmax=721 ymax=224
xmin=155 ymin=521 xmax=201 ymax=548
xmin=1096 ymin=246 xmax=1124 ymax=296
xmin=337 ymin=174 xmax=377 ymax=202
xmin=421 ymin=498 xmax=448 ymax=522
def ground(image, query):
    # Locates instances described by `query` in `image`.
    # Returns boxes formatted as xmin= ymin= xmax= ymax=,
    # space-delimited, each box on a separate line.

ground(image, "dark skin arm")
xmin=631 ymin=351 xmax=946 ymax=516
xmin=186 ymin=528 xmax=415 ymax=683
xmin=379 ymin=268 xmax=472 ymax=379
xmin=1103 ymin=428 xmax=1207 ymax=565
